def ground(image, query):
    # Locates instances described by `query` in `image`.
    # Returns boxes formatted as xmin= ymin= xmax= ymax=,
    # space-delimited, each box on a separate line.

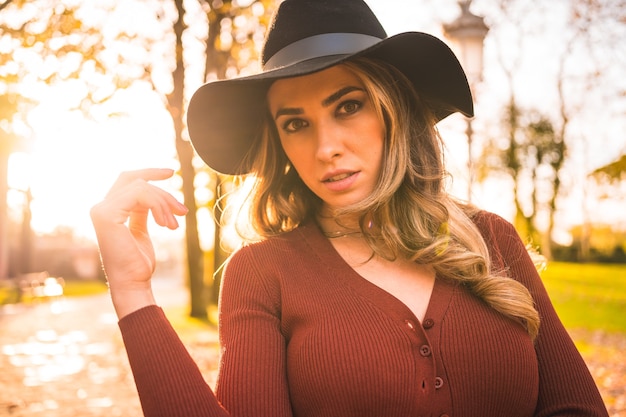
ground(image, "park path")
xmin=0 ymin=274 xmax=219 ymax=417
xmin=0 ymin=275 xmax=624 ymax=416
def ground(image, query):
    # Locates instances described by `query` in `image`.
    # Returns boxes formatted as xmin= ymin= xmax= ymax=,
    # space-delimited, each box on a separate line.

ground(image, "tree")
xmin=0 ymin=0 xmax=13 ymax=12
xmin=0 ymin=95 xmax=20 ymax=279
xmin=542 ymin=0 xmax=624 ymax=260
xmin=0 ymin=0 xmax=278 ymax=316
xmin=526 ymin=115 xmax=563 ymax=260
xmin=197 ymin=0 xmax=277 ymax=309
xmin=478 ymin=0 xmax=540 ymax=242
xmin=591 ymin=154 xmax=626 ymax=183
xmin=166 ymin=0 xmax=207 ymax=318
xmin=0 ymin=0 xmax=195 ymax=281
xmin=477 ymin=0 xmax=624 ymax=258
xmin=0 ymin=2 xmax=118 ymax=279
xmin=481 ymin=103 xmax=563 ymax=252
xmin=155 ymin=0 xmax=277 ymax=317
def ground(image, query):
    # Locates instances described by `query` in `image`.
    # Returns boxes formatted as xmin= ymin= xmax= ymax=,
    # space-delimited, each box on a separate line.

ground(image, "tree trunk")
xmin=543 ymin=65 xmax=569 ymax=261
xmin=203 ymin=3 xmax=231 ymax=308
xmin=170 ymin=0 xmax=207 ymax=319
xmin=18 ymin=188 xmax=33 ymax=274
xmin=0 ymin=146 xmax=9 ymax=280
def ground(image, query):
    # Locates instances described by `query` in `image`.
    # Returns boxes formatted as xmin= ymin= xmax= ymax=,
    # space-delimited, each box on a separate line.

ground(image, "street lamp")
xmin=443 ymin=0 xmax=489 ymax=202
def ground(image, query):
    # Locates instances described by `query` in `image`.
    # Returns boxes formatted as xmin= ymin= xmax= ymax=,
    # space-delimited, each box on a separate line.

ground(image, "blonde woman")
xmin=91 ymin=0 xmax=608 ymax=415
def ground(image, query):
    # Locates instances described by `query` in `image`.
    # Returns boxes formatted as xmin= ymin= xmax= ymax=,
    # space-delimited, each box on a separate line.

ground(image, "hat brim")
xmin=187 ymin=32 xmax=473 ymax=175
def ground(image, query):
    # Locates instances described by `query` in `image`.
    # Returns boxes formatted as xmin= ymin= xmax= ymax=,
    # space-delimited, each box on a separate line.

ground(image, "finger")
xmin=117 ymin=181 xmax=187 ymax=230
xmin=140 ymin=182 xmax=187 ymax=228
xmin=92 ymin=179 xmax=187 ymax=232
xmin=128 ymin=207 xmax=150 ymax=233
xmin=106 ymin=168 xmax=175 ymax=199
xmin=129 ymin=192 xmax=183 ymax=231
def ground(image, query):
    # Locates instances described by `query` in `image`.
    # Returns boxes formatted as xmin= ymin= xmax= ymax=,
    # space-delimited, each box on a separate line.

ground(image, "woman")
xmin=90 ymin=0 xmax=608 ymax=416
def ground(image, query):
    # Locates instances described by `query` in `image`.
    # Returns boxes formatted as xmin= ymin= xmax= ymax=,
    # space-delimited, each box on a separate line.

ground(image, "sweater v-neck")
xmin=298 ymin=222 xmax=455 ymax=331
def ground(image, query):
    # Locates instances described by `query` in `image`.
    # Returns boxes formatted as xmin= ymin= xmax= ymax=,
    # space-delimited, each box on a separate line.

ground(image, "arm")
xmin=91 ymin=169 xmax=228 ymax=416
xmin=477 ymin=212 xmax=608 ymax=416
xmin=115 ymin=252 xmax=296 ymax=417
xmin=92 ymin=170 xmax=293 ymax=416
xmin=119 ymin=306 xmax=229 ymax=416
xmin=215 ymin=246 xmax=294 ymax=417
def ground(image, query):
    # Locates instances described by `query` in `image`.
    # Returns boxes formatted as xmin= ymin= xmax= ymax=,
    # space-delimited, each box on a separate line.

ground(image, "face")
xmin=267 ymin=65 xmax=385 ymax=213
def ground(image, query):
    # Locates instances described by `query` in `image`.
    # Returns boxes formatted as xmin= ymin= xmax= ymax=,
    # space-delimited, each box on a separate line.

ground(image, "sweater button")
xmin=419 ymin=345 xmax=432 ymax=357
xmin=435 ymin=377 xmax=444 ymax=389
xmin=423 ymin=318 xmax=435 ymax=329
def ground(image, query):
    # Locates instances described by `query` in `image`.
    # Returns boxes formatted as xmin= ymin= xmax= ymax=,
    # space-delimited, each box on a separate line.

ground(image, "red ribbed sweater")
xmin=119 ymin=211 xmax=608 ymax=416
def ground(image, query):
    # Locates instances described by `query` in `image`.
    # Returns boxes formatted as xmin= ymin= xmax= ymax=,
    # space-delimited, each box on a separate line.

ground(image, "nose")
xmin=314 ymin=121 xmax=343 ymax=162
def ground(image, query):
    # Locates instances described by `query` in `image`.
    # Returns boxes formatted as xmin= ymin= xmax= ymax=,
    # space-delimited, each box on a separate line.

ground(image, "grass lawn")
xmin=61 ymin=280 xmax=109 ymax=297
xmin=540 ymin=262 xmax=626 ymax=334
xmin=1 ymin=279 xmax=109 ymax=305
xmin=541 ymin=263 xmax=626 ymax=413
xmin=5 ymin=263 xmax=624 ymax=336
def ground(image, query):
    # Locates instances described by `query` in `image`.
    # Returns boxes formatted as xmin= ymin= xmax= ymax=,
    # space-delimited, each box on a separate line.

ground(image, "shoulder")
xmin=469 ymin=209 xmax=524 ymax=251
xmin=468 ymin=209 xmax=531 ymax=270
xmin=231 ymin=223 xmax=321 ymax=260
xmin=219 ymin=223 xmax=325 ymax=308
xmin=223 ymin=222 xmax=323 ymax=279
xmin=470 ymin=209 xmax=517 ymax=237
xmin=468 ymin=209 xmax=548 ymax=292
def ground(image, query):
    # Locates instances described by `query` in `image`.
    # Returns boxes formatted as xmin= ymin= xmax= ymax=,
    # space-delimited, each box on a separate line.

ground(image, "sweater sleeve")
xmin=215 ymin=245 xmax=294 ymax=417
xmin=117 ymin=242 xmax=293 ymax=417
xmin=475 ymin=212 xmax=608 ymax=417
xmin=118 ymin=306 xmax=230 ymax=417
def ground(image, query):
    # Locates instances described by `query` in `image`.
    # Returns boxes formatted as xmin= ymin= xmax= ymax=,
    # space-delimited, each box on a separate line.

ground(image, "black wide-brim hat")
xmin=187 ymin=0 xmax=473 ymax=175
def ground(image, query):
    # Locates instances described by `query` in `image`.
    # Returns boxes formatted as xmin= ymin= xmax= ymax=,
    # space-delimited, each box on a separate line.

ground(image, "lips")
xmin=323 ymin=172 xmax=355 ymax=183
xmin=320 ymin=170 xmax=360 ymax=193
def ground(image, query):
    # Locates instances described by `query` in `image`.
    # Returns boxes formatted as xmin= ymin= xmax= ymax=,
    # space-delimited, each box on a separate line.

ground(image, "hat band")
xmin=264 ymin=33 xmax=382 ymax=71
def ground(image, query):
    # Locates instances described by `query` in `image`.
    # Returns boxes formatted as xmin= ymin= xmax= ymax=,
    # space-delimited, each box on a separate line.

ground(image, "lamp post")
xmin=443 ymin=0 xmax=489 ymax=202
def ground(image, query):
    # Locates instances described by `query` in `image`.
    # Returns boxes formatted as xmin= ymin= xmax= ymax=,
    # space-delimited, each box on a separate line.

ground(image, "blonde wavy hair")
xmin=236 ymin=57 xmax=540 ymax=340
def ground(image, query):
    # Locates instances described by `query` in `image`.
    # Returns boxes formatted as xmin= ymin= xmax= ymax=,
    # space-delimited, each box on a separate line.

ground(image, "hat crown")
xmin=262 ymin=0 xmax=388 ymax=66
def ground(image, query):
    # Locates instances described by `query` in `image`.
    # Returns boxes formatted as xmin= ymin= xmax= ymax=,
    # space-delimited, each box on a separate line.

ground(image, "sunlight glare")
xmin=8 ymin=82 xmax=179 ymax=241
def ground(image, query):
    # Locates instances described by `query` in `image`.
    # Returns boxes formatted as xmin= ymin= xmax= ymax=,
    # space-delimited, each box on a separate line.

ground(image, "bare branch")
xmin=0 ymin=0 xmax=14 ymax=13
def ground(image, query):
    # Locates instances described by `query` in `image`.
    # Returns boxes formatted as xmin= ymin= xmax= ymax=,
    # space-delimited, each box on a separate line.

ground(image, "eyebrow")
xmin=322 ymin=86 xmax=364 ymax=107
xmin=273 ymin=86 xmax=365 ymax=120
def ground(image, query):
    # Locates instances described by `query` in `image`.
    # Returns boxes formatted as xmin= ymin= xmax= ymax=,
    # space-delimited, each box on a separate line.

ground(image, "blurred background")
xmin=0 ymin=0 xmax=624 ymax=415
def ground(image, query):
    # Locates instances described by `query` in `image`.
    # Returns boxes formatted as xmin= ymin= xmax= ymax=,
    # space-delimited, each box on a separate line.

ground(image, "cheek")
xmin=367 ymin=128 xmax=386 ymax=175
xmin=279 ymin=140 xmax=312 ymax=175
xmin=371 ymin=144 xmax=385 ymax=176
xmin=359 ymin=112 xmax=385 ymax=145
xmin=362 ymin=125 xmax=385 ymax=161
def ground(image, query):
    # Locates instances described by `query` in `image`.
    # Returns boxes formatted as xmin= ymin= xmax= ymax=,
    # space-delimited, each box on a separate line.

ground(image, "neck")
xmin=316 ymin=211 xmax=365 ymax=239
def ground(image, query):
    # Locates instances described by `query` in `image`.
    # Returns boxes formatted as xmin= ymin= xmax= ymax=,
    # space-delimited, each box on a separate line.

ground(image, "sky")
xmin=5 ymin=0 xmax=626 ymax=246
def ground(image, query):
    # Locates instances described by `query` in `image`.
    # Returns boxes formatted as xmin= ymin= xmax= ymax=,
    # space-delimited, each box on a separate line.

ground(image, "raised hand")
xmin=90 ymin=168 xmax=188 ymax=318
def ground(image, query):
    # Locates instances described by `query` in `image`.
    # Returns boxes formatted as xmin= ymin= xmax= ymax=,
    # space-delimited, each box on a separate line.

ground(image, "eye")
xmin=282 ymin=118 xmax=308 ymax=133
xmin=337 ymin=100 xmax=362 ymax=116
